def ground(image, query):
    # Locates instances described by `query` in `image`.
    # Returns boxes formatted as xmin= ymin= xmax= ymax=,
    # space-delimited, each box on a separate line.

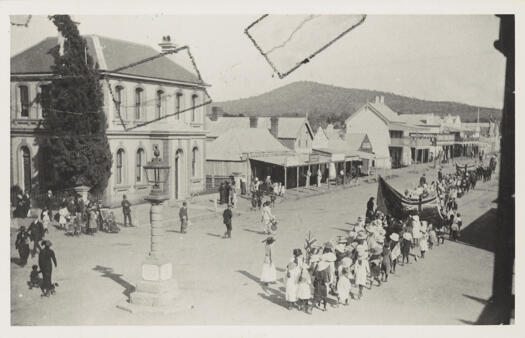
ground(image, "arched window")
xmin=116 ymin=149 xmax=125 ymax=185
xmin=192 ymin=147 xmax=198 ymax=177
xmin=39 ymin=85 xmax=50 ymax=118
xmin=136 ymin=148 xmax=145 ymax=183
xmin=175 ymin=91 xmax=183 ymax=120
xmin=115 ymin=85 xmax=124 ymax=119
xmin=156 ymin=90 xmax=164 ymax=119
xmin=135 ymin=88 xmax=143 ymax=120
xmin=191 ymin=94 xmax=198 ymax=122
xmin=19 ymin=85 xmax=29 ymax=117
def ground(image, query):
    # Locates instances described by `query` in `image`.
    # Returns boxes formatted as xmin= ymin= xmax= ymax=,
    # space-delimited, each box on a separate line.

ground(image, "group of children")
xmin=276 ymin=207 xmax=455 ymax=314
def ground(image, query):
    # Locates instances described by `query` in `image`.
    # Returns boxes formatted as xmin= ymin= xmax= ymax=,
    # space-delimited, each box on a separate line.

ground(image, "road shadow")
xmin=237 ymin=269 xmax=289 ymax=309
xmin=237 ymin=270 xmax=261 ymax=285
xmin=206 ymin=232 xmax=223 ymax=238
xmin=243 ymin=229 xmax=266 ymax=235
xmin=459 ymin=294 xmax=514 ymax=325
xmin=93 ymin=265 xmax=135 ymax=298
xmin=457 ymin=208 xmax=497 ymax=252
xmin=463 ymin=294 xmax=489 ymax=306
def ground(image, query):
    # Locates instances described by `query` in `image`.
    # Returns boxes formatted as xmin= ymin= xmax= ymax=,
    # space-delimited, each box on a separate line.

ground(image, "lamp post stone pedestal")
xmin=118 ymin=146 xmax=179 ymax=314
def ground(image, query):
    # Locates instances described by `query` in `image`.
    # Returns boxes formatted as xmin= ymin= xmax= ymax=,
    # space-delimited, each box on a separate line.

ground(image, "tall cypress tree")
xmin=37 ymin=15 xmax=112 ymax=195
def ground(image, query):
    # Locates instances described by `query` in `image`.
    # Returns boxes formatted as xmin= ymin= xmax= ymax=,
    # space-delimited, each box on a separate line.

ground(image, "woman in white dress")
xmin=261 ymin=236 xmax=277 ymax=285
xmin=317 ymin=168 xmax=322 ymax=187
xmin=261 ymin=201 xmax=275 ymax=235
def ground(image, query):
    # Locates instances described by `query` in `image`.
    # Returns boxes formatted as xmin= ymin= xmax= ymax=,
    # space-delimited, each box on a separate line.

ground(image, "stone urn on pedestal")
xmin=73 ymin=185 xmax=90 ymax=203
xmin=118 ymin=145 xmax=179 ymax=314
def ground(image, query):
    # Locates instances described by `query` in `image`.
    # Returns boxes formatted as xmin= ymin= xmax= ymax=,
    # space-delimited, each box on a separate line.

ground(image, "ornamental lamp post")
xmin=119 ymin=145 xmax=179 ymax=314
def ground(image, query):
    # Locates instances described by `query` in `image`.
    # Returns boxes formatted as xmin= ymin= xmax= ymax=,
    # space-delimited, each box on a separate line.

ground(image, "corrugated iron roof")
xmin=206 ymin=128 xmax=291 ymax=161
xmin=207 ymin=116 xmax=311 ymax=140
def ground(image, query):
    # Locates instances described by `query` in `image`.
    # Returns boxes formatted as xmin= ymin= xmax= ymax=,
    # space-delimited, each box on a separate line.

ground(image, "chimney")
xmin=270 ymin=117 xmax=279 ymax=139
xmin=375 ymin=96 xmax=380 ymax=103
xmin=381 ymin=96 xmax=385 ymax=104
xmin=159 ymin=35 xmax=178 ymax=53
xmin=249 ymin=116 xmax=258 ymax=128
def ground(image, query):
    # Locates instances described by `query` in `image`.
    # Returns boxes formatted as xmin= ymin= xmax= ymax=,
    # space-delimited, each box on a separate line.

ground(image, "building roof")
xmin=206 ymin=116 xmax=311 ymax=140
xmin=206 ymin=128 xmax=291 ymax=161
xmin=11 ymin=35 xmax=203 ymax=85
xmin=343 ymin=133 xmax=368 ymax=151
xmin=367 ymin=102 xmax=405 ymax=123
xmin=398 ymin=113 xmax=440 ymax=126
xmin=276 ymin=117 xmax=312 ymax=139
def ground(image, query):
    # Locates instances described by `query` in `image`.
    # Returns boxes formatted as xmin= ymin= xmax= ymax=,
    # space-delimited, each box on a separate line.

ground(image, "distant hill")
xmin=213 ymin=81 xmax=502 ymax=130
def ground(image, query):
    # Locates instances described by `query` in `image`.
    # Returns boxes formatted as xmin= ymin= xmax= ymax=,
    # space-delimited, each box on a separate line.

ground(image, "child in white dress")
xmin=336 ymin=267 xmax=351 ymax=306
xmin=353 ymin=254 xmax=370 ymax=299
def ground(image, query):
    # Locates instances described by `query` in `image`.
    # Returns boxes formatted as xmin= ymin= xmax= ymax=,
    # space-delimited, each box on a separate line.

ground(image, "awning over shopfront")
xmin=250 ymin=153 xmax=332 ymax=167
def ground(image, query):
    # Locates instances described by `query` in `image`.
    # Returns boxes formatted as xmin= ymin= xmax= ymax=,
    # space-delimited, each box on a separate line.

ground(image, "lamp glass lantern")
xmin=143 ymin=153 xmax=170 ymax=201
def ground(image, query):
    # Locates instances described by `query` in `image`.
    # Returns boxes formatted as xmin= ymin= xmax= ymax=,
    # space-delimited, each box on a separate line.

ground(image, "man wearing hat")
xmin=222 ymin=204 xmax=233 ymax=238
xmin=366 ymin=197 xmax=375 ymax=221
xmin=121 ymin=194 xmax=133 ymax=227
xmin=15 ymin=226 xmax=30 ymax=266
xmin=179 ymin=201 xmax=189 ymax=234
xmin=38 ymin=240 xmax=57 ymax=297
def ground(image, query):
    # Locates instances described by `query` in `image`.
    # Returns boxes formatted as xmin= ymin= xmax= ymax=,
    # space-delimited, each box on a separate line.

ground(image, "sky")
xmin=10 ymin=14 xmax=506 ymax=108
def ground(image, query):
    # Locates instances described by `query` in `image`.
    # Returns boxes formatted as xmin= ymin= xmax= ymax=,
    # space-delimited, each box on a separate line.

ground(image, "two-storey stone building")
xmin=11 ymin=35 xmax=208 ymax=207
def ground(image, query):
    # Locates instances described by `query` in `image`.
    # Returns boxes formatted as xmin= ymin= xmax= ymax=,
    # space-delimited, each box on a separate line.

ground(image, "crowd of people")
xmin=249 ymin=176 xmax=286 ymax=211
xmin=262 ymin=156 xmax=498 ymax=314
xmin=13 ymin=191 xmax=131 ymax=298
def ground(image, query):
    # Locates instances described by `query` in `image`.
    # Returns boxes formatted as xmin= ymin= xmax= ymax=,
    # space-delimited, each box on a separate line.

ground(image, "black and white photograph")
xmin=2 ymin=0 xmax=520 ymax=335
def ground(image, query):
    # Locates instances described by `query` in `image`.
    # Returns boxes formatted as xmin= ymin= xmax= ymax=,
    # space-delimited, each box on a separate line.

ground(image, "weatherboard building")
xmin=10 ymin=35 xmax=209 ymax=207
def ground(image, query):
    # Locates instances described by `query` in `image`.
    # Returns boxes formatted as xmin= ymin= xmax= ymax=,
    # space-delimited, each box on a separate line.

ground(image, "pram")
xmin=99 ymin=208 xmax=120 ymax=233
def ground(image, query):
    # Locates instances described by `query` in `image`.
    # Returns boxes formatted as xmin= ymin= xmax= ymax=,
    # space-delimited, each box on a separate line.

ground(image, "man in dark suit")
xmin=39 ymin=240 xmax=57 ymax=297
xmin=179 ymin=202 xmax=188 ymax=233
xmin=223 ymin=204 xmax=233 ymax=239
xmin=121 ymin=195 xmax=132 ymax=227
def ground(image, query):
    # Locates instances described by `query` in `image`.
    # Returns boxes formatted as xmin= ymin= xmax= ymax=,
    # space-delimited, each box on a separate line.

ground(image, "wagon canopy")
xmin=376 ymin=176 xmax=444 ymax=225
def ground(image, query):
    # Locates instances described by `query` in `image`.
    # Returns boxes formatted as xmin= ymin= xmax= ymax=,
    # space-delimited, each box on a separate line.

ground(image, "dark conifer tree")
xmin=37 ymin=15 xmax=112 ymax=195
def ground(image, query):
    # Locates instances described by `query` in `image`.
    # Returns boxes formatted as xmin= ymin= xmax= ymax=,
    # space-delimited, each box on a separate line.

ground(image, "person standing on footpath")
xmin=28 ymin=218 xmax=45 ymax=258
xmin=38 ymin=240 xmax=57 ymax=297
xmin=222 ymin=204 xmax=233 ymax=238
xmin=179 ymin=201 xmax=189 ymax=234
xmin=121 ymin=195 xmax=133 ymax=227
xmin=45 ymin=190 xmax=54 ymax=222
xmin=15 ymin=226 xmax=30 ymax=266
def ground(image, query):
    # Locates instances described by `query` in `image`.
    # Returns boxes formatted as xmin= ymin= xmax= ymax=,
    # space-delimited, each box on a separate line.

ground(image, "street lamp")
xmin=119 ymin=144 xmax=179 ymax=314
